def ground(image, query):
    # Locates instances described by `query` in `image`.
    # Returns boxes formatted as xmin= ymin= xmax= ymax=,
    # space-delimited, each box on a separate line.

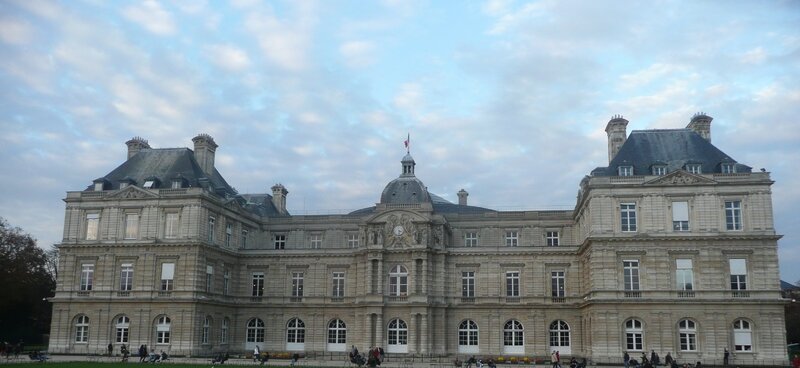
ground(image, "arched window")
xmin=286 ymin=318 xmax=305 ymax=350
xmin=733 ymin=319 xmax=752 ymax=352
xmin=328 ymin=319 xmax=347 ymax=344
xmin=625 ymin=319 xmax=643 ymax=351
xmin=287 ymin=318 xmax=305 ymax=343
xmin=327 ymin=319 xmax=347 ymax=352
xmin=387 ymin=318 xmax=408 ymax=353
xmin=503 ymin=320 xmax=524 ymax=354
xmin=389 ymin=265 xmax=408 ymax=296
xmin=156 ymin=316 xmax=171 ymax=344
xmin=678 ymin=319 xmax=697 ymax=351
xmin=202 ymin=317 xmax=211 ymax=344
xmin=221 ymin=318 xmax=229 ymax=344
xmin=458 ymin=320 xmax=478 ymax=353
xmin=549 ymin=320 xmax=570 ymax=353
xmin=115 ymin=316 xmax=130 ymax=343
xmin=75 ymin=315 xmax=89 ymax=343
xmin=246 ymin=318 xmax=265 ymax=343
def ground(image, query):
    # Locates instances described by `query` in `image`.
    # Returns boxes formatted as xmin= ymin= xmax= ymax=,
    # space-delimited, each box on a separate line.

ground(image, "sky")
xmin=0 ymin=0 xmax=799 ymax=282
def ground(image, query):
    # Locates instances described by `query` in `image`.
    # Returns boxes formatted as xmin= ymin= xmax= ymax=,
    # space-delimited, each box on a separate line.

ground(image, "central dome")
xmin=379 ymin=153 xmax=432 ymax=204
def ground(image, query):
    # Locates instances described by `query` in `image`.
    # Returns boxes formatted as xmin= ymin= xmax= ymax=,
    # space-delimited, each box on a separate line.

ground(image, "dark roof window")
xmin=143 ymin=177 xmax=161 ymax=189
xmin=618 ymin=166 xmax=633 ymax=176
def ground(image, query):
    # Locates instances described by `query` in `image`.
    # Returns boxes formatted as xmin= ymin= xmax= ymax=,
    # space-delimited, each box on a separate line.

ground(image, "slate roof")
xmin=89 ymin=148 xmax=284 ymax=216
xmin=348 ymin=192 xmax=496 ymax=216
xmin=592 ymin=129 xmax=752 ymax=176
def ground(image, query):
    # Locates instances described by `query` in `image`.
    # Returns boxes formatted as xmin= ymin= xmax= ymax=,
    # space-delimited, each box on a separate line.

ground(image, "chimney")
xmin=271 ymin=184 xmax=288 ymax=215
xmin=192 ymin=134 xmax=218 ymax=175
xmin=457 ymin=189 xmax=469 ymax=206
xmin=605 ymin=115 xmax=629 ymax=163
xmin=687 ymin=112 xmax=713 ymax=142
xmin=125 ymin=136 xmax=150 ymax=159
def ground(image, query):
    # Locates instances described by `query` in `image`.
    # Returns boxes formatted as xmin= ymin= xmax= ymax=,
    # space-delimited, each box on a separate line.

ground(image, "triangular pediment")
xmin=106 ymin=186 xmax=159 ymax=199
xmin=223 ymin=198 xmax=245 ymax=211
xmin=644 ymin=170 xmax=717 ymax=186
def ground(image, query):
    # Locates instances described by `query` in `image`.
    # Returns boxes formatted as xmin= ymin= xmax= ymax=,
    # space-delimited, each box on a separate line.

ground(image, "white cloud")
xmin=0 ymin=17 xmax=34 ymax=44
xmin=340 ymin=40 xmax=376 ymax=68
xmin=740 ymin=46 xmax=767 ymax=65
xmin=205 ymin=44 xmax=251 ymax=72
xmin=123 ymin=0 xmax=176 ymax=36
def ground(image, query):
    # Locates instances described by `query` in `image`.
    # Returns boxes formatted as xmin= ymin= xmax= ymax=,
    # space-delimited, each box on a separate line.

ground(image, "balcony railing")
xmin=290 ymin=297 xmax=303 ymax=303
xmin=624 ymin=291 xmax=642 ymax=298
xmin=330 ymin=297 xmax=344 ymax=303
xmin=460 ymin=297 xmax=475 ymax=303
xmin=732 ymin=291 xmax=750 ymax=298
xmin=505 ymin=297 xmax=520 ymax=303
xmin=117 ymin=291 xmax=131 ymax=297
xmin=250 ymin=297 xmax=263 ymax=303
xmin=77 ymin=291 xmax=91 ymax=297
xmin=551 ymin=297 xmax=566 ymax=303
xmin=157 ymin=291 xmax=172 ymax=297
xmin=388 ymin=296 xmax=408 ymax=302
xmin=677 ymin=291 xmax=695 ymax=298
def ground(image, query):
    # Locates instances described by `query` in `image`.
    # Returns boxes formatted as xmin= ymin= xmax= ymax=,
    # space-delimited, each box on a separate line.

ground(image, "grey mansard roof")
xmin=592 ymin=128 xmax=752 ymax=176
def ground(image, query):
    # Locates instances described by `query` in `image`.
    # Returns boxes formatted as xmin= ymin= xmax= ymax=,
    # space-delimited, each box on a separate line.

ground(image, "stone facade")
xmin=49 ymin=117 xmax=787 ymax=365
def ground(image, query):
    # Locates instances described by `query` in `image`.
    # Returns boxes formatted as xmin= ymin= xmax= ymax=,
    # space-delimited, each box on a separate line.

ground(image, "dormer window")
xmin=94 ymin=182 xmax=105 ymax=191
xmin=652 ymin=165 xmax=667 ymax=176
xmin=143 ymin=180 xmax=155 ymax=188
xmin=93 ymin=178 xmax=109 ymax=191
xmin=618 ymin=166 xmax=633 ymax=176
xmin=685 ymin=164 xmax=702 ymax=174
xmin=119 ymin=182 xmax=128 ymax=189
xmin=721 ymin=163 xmax=736 ymax=174
xmin=171 ymin=180 xmax=182 ymax=189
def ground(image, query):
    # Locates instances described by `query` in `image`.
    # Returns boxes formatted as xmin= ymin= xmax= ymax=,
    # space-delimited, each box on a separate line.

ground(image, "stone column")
xmin=420 ymin=314 xmax=429 ymax=354
xmin=411 ymin=260 xmax=418 ymax=295
xmin=365 ymin=314 xmax=373 ymax=347
xmin=367 ymin=261 xmax=374 ymax=294
xmin=376 ymin=314 xmax=384 ymax=348
xmin=378 ymin=261 xmax=384 ymax=294
xmin=422 ymin=258 xmax=428 ymax=294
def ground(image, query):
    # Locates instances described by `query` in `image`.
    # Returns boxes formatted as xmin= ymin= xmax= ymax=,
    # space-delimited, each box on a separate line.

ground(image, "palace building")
xmin=49 ymin=114 xmax=788 ymax=365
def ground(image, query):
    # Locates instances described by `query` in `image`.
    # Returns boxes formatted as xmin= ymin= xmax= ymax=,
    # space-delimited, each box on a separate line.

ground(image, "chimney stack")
xmin=605 ymin=115 xmax=628 ymax=163
xmin=192 ymin=134 xmax=218 ymax=176
xmin=271 ymin=184 xmax=289 ymax=215
xmin=457 ymin=189 xmax=469 ymax=206
xmin=687 ymin=112 xmax=712 ymax=142
xmin=125 ymin=136 xmax=150 ymax=159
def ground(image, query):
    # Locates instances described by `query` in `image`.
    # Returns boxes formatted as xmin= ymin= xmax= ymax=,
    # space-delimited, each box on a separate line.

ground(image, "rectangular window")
xmin=221 ymin=319 xmax=228 ymax=344
xmin=310 ymin=234 xmax=322 ymax=249
xmin=652 ymin=166 xmax=667 ymax=175
xmin=725 ymin=200 xmax=742 ymax=231
xmin=546 ymin=231 xmax=560 ymax=246
xmin=672 ymin=201 xmax=689 ymax=231
xmin=207 ymin=216 xmax=215 ymax=243
xmin=86 ymin=213 xmax=100 ymax=240
xmin=686 ymin=164 xmax=702 ymax=174
xmin=225 ymin=223 xmax=232 ymax=247
xmin=623 ymin=260 xmax=640 ymax=291
xmin=464 ymin=232 xmax=478 ymax=247
xmin=621 ymin=203 xmax=637 ymax=232
xmin=551 ymin=271 xmax=565 ymax=297
xmin=206 ymin=265 xmax=214 ymax=293
xmin=241 ymin=229 xmax=248 ymax=248
xmin=223 ymin=269 xmax=230 ymax=296
xmin=161 ymin=263 xmax=174 ymax=291
xmin=505 ymin=231 xmax=518 ymax=247
xmin=462 ymin=271 xmax=475 ymax=298
xmin=80 ymin=264 xmax=94 ymax=291
xmin=292 ymin=272 xmax=304 ymax=297
xmin=676 ymin=259 xmax=694 ymax=290
xmin=721 ymin=163 xmax=736 ymax=174
xmin=120 ymin=263 xmax=133 ymax=291
xmin=252 ymin=272 xmax=264 ymax=297
xmin=143 ymin=180 xmax=155 ymax=189
xmin=730 ymin=259 xmax=747 ymax=290
xmin=332 ymin=272 xmax=345 ymax=298
xmin=619 ymin=166 xmax=633 ymax=176
xmin=506 ymin=271 xmax=520 ymax=297
xmin=171 ymin=180 xmax=181 ymax=189
xmin=347 ymin=234 xmax=359 ymax=248
xmin=165 ymin=213 xmax=179 ymax=238
xmin=274 ymin=234 xmax=286 ymax=249
xmin=124 ymin=213 xmax=139 ymax=239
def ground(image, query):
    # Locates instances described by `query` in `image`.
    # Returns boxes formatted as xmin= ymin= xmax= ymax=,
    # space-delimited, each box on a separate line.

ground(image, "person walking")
xmin=253 ymin=345 xmax=260 ymax=362
xmin=723 ymin=348 xmax=730 ymax=366
xmin=551 ymin=350 xmax=560 ymax=368
xmin=108 ymin=343 xmax=113 ymax=357
xmin=624 ymin=352 xmax=630 ymax=368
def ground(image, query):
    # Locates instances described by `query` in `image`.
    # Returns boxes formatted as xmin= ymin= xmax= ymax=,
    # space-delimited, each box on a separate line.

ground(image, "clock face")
xmin=393 ymin=225 xmax=405 ymax=236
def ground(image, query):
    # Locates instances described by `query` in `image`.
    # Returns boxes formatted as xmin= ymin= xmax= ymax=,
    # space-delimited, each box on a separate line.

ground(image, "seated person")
xmin=486 ymin=359 xmax=497 ymax=368
xmin=148 ymin=352 xmax=160 ymax=363
xmin=160 ymin=351 xmax=168 ymax=362
xmin=466 ymin=356 xmax=477 ymax=368
xmin=453 ymin=358 xmax=462 ymax=368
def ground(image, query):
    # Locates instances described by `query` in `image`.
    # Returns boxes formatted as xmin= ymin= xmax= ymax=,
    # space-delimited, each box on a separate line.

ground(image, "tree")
xmin=0 ymin=217 xmax=56 ymax=344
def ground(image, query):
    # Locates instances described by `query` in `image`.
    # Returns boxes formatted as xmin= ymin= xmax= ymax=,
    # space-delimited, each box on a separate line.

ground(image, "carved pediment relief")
xmin=645 ymin=170 xmax=716 ymax=186
xmin=107 ymin=186 xmax=159 ymax=200
xmin=365 ymin=210 xmax=436 ymax=249
xmin=223 ymin=198 xmax=245 ymax=211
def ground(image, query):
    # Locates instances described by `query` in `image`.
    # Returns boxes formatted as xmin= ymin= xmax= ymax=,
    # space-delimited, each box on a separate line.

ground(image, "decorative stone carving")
xmin=646 ymin=171 xmax=716 ymax=186
xmin=384 ymin=214 xmax=416 ymax=248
